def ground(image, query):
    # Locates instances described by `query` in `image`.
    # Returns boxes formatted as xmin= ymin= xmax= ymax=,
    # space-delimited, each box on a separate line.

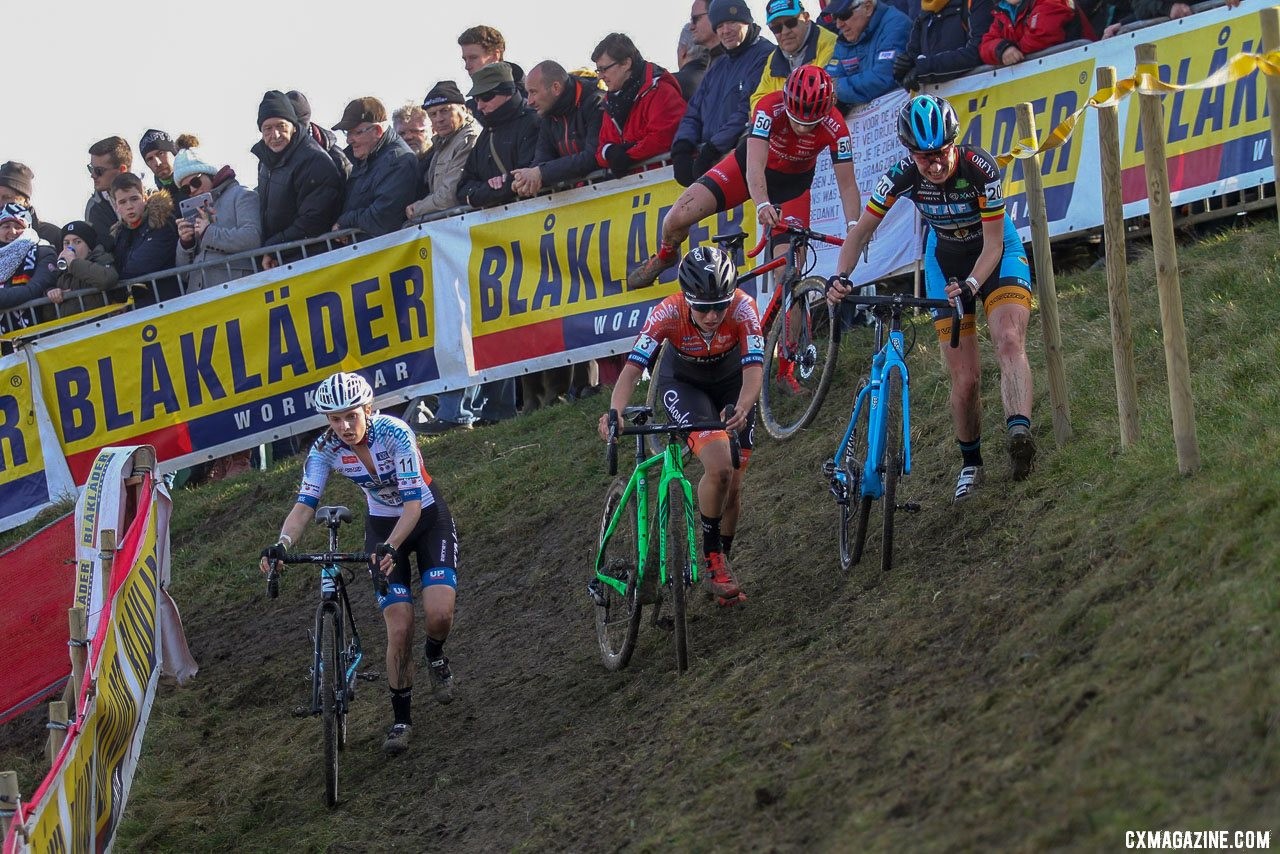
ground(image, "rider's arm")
xmin=382 ymin=499 xmax=422 ymax=553
xmin=836 ymin=215 xmax=880 ymax=277
xmin=729 ymin=365 xmax=764 ymax=433
xmin=832 ymin=161 xmax=862 ymax=228
xmin=277 ymin=502 xmax=314 ymax=547
xmin=745 ymin=136 xmax=771 ymax=212
xmin=600 ymin=363 xmax=645 ymax=440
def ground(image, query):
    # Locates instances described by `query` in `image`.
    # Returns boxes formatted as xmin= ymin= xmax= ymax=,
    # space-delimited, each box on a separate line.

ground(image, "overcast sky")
xmin=4 ymin=0 xmax=704 ymax=228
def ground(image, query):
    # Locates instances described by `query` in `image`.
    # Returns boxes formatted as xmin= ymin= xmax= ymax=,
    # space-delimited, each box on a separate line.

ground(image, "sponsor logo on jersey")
xmin=341 ymin=454 xmax=358 ymax=464
xmin=877 ymin=50 xmax=897 ymax=60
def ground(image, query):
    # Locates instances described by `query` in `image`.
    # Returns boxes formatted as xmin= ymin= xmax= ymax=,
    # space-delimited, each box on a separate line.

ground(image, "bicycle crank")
xmin=895 ymin=502 xmax=922 ymax=513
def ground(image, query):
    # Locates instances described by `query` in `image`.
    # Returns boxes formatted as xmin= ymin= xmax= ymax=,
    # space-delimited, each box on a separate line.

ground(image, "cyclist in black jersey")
xmin=828 ymin=94 xmax=1036 ymax=501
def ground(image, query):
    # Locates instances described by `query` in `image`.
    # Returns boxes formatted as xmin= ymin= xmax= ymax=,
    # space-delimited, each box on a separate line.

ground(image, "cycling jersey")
xmin=627 ymin=290 xmax=764 ymax=385
xmin=747 ymin=90 xmax=854 ymax=175
xmin=865 ymin=145 xmax=1005 ymax=248
xmin=298 ymin=413 xmax=433 ymax=518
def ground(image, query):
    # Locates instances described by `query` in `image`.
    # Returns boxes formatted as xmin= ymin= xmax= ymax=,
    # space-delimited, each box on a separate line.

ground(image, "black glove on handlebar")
xmin=262 ymin=543 xmax=287 ymax=565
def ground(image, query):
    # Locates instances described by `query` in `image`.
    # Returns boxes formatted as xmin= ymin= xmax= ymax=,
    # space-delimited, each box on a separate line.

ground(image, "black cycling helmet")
xmin=897 ymin=94 xmax=960 ymax=152
xmin=677 ymin=245 xmax=737 ymax=306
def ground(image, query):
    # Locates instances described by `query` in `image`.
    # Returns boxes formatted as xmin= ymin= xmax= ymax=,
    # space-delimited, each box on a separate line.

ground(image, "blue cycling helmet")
xmin=897 ymin=94 xmax=959 ymax=152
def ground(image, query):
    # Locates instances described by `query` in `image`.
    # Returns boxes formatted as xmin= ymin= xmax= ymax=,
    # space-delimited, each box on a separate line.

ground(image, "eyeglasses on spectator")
xmin=769 ymin=16 xmax=802 ymax=33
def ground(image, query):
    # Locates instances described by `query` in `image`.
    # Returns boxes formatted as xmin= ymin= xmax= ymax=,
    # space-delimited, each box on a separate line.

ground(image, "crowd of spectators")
xmin=0 ymin=0 xmax=1238 ymax=431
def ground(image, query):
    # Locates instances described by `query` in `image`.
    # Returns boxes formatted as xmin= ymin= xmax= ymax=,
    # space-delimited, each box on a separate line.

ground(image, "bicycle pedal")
xmin=357 ymin=670 xmax=381 ymax=682
xmin=821 ymin=459 xmax=836 ymax=478
xmin=291 ymin=705 xmax=317 ymax=718
xmin=898 ymin=502 xmax=922 ymax=513
xmin=586 ymin=579 xmax=608 ymax=607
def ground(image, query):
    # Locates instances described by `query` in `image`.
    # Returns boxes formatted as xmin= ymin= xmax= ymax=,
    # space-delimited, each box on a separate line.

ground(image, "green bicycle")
xmin=587 ymin=405 xmax=739 ymax=673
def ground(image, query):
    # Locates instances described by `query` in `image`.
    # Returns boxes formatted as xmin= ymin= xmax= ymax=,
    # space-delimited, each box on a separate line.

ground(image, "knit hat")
xmin=709 ymin=0 xmax=755 ymax=26
xmin=765 ymin=0 xmax=805 ymax=21
xmin=61 ymin=220 xmax=99 ymax=249
xmin=139 ymin=129 xmax=177 ymax=157
xmin=0 ymin=162 xmax=34 ymax=200
xmin=333 ymin=96 xmax=388 ymax=131
xmin=468 ymin=62 xmax=515 ymax=97
xmin=173 ymin=148 xmax=219 ymax=186
xmin=0 ymin=203 xmax=33 ymax=227
xmin=422 ymin=80 xmax=467 ymax=109
xmin=285 ymin=90 xmax=313 ymax=124
xmin=257 ymin=90 xmax=299 ymax=129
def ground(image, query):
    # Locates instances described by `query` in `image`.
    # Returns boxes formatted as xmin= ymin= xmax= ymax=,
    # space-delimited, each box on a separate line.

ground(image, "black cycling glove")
xmin=261 ymin=543 xmax=287 ymax=565
xmin=671 ymin=140 xmax=696 ymax=187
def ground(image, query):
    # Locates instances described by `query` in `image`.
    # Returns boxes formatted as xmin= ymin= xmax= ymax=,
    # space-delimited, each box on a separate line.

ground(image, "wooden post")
xmin=0 ymin=770 xmax=20 ymax=838
xmin=1014 ymin=102 xmax=1072 ymax=445
xmin=46 ymin=701 xmax=68 ymax=766
xmin=1095 ymin=66 xmax=1142 ymax=449
xmin=1261 ymin=7 xmax=1280 ymax=233
xmin=1135 ymin=43 xmax=1200 ymax=474
xmin=65 ymin=607 xmax=88 ymax=711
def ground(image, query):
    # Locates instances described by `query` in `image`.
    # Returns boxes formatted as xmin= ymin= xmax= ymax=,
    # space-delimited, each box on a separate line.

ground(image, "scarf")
xmin=0 ymin=230 xmax=38 ymax=283
xmin=604 ymin=62 xmax=650 ymax=129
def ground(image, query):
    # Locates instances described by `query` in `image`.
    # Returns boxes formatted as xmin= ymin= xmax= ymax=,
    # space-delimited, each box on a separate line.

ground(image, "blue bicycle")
xmin=825 ymin=280 xmax=961 ymax=576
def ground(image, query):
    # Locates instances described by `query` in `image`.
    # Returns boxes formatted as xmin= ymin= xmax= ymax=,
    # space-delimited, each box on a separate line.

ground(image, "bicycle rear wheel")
xmin=761 ymin=277 xmax=839 ymax=440
xmin=668 ymin=481 xmax=693 ymax=673
xmin=881 ymin=370 xmax=903 ymax=575
xmin=318 ymin=607 xmax=340 ymax=806
xmin=594 ymin=478 xmax=646 ymax=670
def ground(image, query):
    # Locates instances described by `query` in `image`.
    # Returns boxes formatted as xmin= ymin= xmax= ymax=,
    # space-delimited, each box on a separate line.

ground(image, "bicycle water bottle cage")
xmin=316 ymin=506 xmax=353 ymax=527
xmin=623 ymin=405 xmax=653 ymax=425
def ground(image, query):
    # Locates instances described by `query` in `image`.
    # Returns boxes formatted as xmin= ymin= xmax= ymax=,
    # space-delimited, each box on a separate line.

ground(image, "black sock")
xmin=425 ymin=636 xmax=445 ymax=663
xmin=701 ymin=514 xmax=722 ymax=556
xmin=721 ymin=534 xmax=735 ymax=556
xmin=1006 ymin=414 xmax=1031 ymax=433
xmin=959 ymin=437 xmax=983 ymax=468
xmin=390 ymin=686 xmax=412 ymax=726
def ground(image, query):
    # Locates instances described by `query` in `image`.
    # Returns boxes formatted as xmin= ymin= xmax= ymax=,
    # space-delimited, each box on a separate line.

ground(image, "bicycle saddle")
xmin=711 ymin=231 xmax=748 ymax=247
xmin=315 ymin=505 xmax=353 ymax=526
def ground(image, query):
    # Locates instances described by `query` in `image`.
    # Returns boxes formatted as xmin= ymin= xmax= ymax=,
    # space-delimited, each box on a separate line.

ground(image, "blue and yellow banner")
xmin=0 ymin=354 xmax=53 ymax=517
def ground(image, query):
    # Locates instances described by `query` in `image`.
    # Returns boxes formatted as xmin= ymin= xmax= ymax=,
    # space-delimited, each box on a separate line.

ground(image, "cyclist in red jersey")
xmin=628 ymin=65 xmax=862 ymax=289
xmin=600 ymin=247 xmax=763 ymax=606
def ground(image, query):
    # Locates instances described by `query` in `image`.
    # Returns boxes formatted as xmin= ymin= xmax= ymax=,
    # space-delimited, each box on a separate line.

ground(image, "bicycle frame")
xmin=834 ymin=320 xmax=914 ymax=503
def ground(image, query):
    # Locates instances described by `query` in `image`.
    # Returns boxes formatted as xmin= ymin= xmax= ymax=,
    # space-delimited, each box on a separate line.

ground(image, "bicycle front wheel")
xmin=594 ymin=477 xmax=645 ymax=670
xmin=881 ymin=369 xmax=903 ymax=575
xmin=318 ymin=607 xmax=340 ymax=806
xmin=668 ymin=481 xmax=694 ymax=673
xmin=760 ymin=277 xmax=839 ymax=440
xmin=839 ymin=383 xmax=873 ymax=573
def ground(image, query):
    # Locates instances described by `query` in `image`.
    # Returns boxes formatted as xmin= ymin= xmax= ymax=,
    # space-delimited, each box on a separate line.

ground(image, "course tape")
xmin=995 ymin=49 xmax=1280 ymax=168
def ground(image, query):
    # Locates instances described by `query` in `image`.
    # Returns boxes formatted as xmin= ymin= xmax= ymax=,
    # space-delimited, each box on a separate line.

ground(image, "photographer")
xmin=173 ymin=135 xmax=261 ymax=292
xmin=49 ymin=221 xmax=119 ymax=313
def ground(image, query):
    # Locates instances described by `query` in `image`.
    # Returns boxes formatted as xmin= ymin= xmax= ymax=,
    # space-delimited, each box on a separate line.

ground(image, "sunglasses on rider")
xmin=768 ymin=16 xmax=802 ymax=33
xmin=689 ymin=298 xmax=732 ymax=314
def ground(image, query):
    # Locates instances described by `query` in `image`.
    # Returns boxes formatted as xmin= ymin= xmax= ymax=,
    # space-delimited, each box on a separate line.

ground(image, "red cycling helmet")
xmin=783 ymin=65 xmax=835 ymax=126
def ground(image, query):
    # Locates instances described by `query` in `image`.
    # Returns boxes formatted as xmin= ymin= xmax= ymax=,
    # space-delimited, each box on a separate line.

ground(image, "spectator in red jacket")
xmin=592 ymin=32 xmax=688 ymax=177
xmin=979 ymin=0 xmax=1077 ymax=66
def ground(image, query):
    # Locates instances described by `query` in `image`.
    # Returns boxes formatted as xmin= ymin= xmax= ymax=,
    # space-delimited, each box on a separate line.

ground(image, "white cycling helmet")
xmin=313 ymin=371 xmax=374 ymax=413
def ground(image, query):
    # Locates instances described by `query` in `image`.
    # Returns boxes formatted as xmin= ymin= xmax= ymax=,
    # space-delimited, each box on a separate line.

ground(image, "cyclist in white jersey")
xmin=260 ymin=371 xmax=459 ymax=756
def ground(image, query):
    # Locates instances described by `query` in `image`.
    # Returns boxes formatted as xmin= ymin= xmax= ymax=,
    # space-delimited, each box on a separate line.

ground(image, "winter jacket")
xmin=29 ymin=210 xmax=62 ymax=249
xmin=0 ymin=241 xmax=59 ymax=308
xmin=176 ymin=167 xmax=262 ymax=290
xmin=336 ymin=128 xmax=419 ymax=237
xmin=980 ymin=0 xmax=1077 ymax=65
xmin=904 ymin=0 xmax=995 ymax=83
xmin=674 ymin=48 xmax=720 ymax=101
xmin=252 ymin=130 xmax=345 ymax=248
xmin=675 ymin=27 xmax=774 ymax=156
xmin=826 ymin=2 xmax=912 ymax=109
xmin=55 ymin=246 xmax=119 ymax=293
xmin=457 ymin=93 xmax=541 ymax=209
xmin=596 ymin=62 xmax=686 ymax=170
xmin=407 ymin=116 xmax=481 ymax=220
xmin=85 ymin=191 xmax=119 ymax=252
xmin=534 ymin=75 xmax=606 ymax=187
xmin=750 ymin=22 xmax=838 ymax=111
xmin=111 ymin=191 xmax=180 ymax=306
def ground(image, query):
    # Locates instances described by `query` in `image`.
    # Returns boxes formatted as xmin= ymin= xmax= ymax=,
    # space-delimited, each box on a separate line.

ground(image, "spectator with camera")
xmin=172 ymin=136 xmax=261 ymax=291
xmin=139 ymin=129 xmax=187 ymax=205
xmin=332 ymin=97 xmax=420 ymax=238
xmin=406 ymin=82 xmax=481 ymax=221
xmin=671 ymin=0 xmax=774 ymax=187
xmin=750 ymin=0 xmax=837 ymax=110
xmin=49 ymin=220 xmax=118 ymax=311
xmin=85 ymin=136 xmax=132 ymax=252
xmin=110 ymin=173 xmax=180 ymax=306
xmin=893 ymin=0 xmax=995 ymax=89
xmin=511 ymin=61 xmax=606 ymax=198
xmin=593 ymin=32 xmax=686 ymax=178
xmin=251 ymin=90 xmax=345 ymax=269
xmin=0 ymin=161 xmax=62 ymax=246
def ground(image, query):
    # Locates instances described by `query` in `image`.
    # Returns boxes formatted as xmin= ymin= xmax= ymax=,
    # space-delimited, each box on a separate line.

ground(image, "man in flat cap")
xmin=332 ymin=96 xmax=419 ymax=237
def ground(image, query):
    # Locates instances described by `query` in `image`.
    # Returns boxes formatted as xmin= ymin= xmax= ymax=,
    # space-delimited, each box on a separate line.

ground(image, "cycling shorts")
xmin=924 ymin=213 xmax=1032 ymax=339
xmin=364 ymin=481 xmax=459 ymax=609
xmin=657 ymin=371 xmax=756 ymax=459
xmin=696 ymin=142 xmax=812 ymax=227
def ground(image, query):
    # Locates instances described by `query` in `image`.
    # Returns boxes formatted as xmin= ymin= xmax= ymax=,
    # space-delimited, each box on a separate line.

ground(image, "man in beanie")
xmin=0 ymin=161 xmax=62 ymax=246
xmin=406 ymin=82 xmax=480 ymax=221
xmin=671 ymin=0 xmax=775 ymax=186
xmin=287 ymin=90 xmax=352 ymax=179
xmin=51 ymin=220 xmax=119 ymax=315
xmin=750 ymin=0 xmax=837 ymax=110
xmin=85 ymin=136 xmax=132 ymax=252
xmin=332 ymin=96 xmax=419 ymax=238
xmin=173 ymin=135 xmax=261 ymax=290
xmin=251 ymin=89 xmax=344 ymax=268
xmin=139 ymin=129 xmax=187 ymax=203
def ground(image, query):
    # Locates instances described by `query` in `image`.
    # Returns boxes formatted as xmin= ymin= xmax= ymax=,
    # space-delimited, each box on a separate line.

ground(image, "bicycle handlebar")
xmin=264 ymin=552 xmax=374 ymax=599
xmin=828 ymin=276 xmax=964 ymax=350
xmin=606 ymin=407 xmax=741 ymax=475
xmin=747 ymin=221 xmax=844 ymax=259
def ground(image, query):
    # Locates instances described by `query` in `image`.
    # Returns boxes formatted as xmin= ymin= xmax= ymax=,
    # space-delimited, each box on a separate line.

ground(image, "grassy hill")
xmin=3 ymin=222 xmax=1277 ymax=851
